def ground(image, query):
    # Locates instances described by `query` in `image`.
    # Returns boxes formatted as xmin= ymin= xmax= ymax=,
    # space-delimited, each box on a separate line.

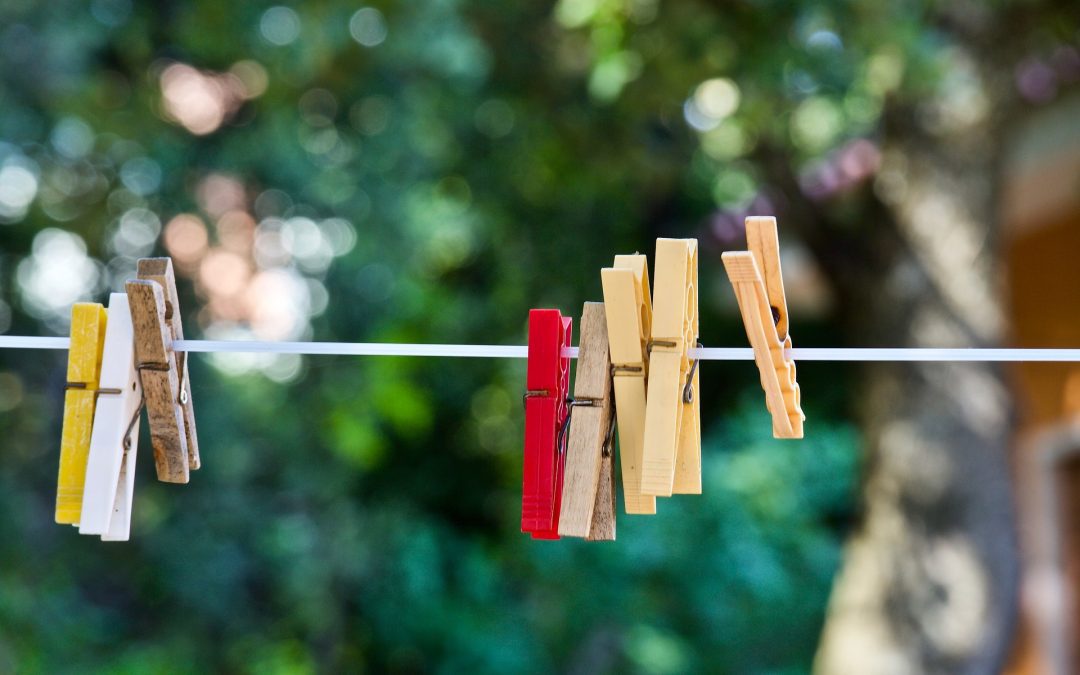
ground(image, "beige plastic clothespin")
xmin=126 ymin=258 xmax=200 ymax=483
xmin=601 ymin=255 xmax=656 ymax=515
xmin=641 ymin=239 xmax=701 ymax=497
xmin=559 ymin=302 xmax=617 ymax=540
xmin=722 ymin=216 xmax=804 ymax=438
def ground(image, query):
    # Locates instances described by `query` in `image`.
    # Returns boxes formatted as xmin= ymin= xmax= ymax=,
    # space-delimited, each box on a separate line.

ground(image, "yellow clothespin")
xmin=56 ymin=303 xmax=108 ymax=525
xmin=126 ymin=258 xmax=199 ymax=483
xmin=722 ymin=216 xmax=804 ymax=438
xmin=80 ymin=293 xmax=144 ymax=541
xmin=641 ymin=239 xmax=701 ymax=497
xmin=601 ymin=255 xmax=656 ymax=515
xmin=559 ymin=302 xmax=616 ymax=540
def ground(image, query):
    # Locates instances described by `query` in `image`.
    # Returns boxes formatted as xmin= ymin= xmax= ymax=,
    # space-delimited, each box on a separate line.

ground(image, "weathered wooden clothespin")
xmin=80 ymin=293 xmax=143 ymax=541
xmin=601 ymin=255 xmax=657 ymax=515
xmin=559 ymin=302 xmax=616 ymax=540
xmin=126 ymin=258 xmax=199 ymax=483
xmin=522 ymin=309 xmax=572 ymax=540
xmin=722 ymin=216 xmax=804 ymax=438
xmin=56 ymin=303 xmax=108 ymax=525
xmin=641 ymin=239 xmax=701 ymax=497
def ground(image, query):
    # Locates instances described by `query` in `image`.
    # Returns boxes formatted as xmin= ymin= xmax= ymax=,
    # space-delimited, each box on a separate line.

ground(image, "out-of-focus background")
xmin=0 ymin=1 xmax=1077 ymax=672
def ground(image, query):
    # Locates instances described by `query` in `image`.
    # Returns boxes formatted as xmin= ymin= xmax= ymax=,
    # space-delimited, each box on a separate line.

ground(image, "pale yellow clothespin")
xmin=641 ymin=239 xmax=701 ymax=497
xmin=559 ymin=302 xmax=616 ymax=540
xmin=56 ymin=303 xmax=108 ymax=525
xmin=722 ymin=216 xmax=804 ymax=438
xmin=601 ymin=255 xmax=657 ymax=514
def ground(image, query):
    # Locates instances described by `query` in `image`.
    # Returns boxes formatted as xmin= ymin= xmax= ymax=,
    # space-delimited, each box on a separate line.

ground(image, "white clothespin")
xmin=80 ymin=292 xmax=143 ymax=541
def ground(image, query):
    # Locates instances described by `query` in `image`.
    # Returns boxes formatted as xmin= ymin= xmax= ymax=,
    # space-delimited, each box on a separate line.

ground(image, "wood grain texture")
xmin=558 ymin=303 xmax=615 ymax=539
xmin=137 ymin=258 xmax=199 ymax=470
xmin=642 ymin=239 xmax=701 ymax=496
xmin=721 ymin=247 xmax=804 ymax=439
xmin=746 ymin=216 xmax=789 ymax=340
xmin=601 ymin=259 xmax=656 ymax=515
xmin=56 ymin=303 xmax=107 ymax=524
xmin=126 ymin=278 xmax=189 ymax=483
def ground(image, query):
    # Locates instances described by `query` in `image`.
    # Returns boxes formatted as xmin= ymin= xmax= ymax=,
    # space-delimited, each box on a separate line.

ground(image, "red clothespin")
xmin=522 ymin=309 xmax=572 ymax=540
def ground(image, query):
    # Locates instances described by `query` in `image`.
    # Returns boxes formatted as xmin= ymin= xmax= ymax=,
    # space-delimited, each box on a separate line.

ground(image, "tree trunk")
xmin=765 ymin=50 xmax=1022 ymax=675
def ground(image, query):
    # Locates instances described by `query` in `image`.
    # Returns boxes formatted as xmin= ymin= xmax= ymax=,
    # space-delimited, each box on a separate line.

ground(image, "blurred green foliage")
xmin=0 ymin=0 xmax=896 ymax=671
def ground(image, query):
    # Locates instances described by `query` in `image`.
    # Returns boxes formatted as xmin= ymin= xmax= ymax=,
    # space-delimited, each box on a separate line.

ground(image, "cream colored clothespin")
xmin=56 ymin=303 xmax=108 ymax=525
xmin=722 ymin=216 xmax=804 ymax=438
xmin=559 ymin=302 xmax=616 ymax=540
xmin=80 ymin=293 xmax=143 ymax=541
xmin=126 ymin=258 xmax=199 ymax=483
xmin=601 ymin=255 xmax=657 ymax=515
xmin=641 ymin=239 xmax=701 ymax=497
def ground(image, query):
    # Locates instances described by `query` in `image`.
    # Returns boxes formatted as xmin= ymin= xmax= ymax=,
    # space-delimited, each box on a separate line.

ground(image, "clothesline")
xmin=1 ymin=336 xmax=1079 ymax=361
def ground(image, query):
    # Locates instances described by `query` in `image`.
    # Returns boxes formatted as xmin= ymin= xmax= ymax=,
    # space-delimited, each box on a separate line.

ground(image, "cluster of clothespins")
xmin=49 ymin=216 xmax=802 ymax=543
xmin=55 ymin=258 xmax=197 ymax=541
xmin=522 ymin=217 xmax=804 ymax=541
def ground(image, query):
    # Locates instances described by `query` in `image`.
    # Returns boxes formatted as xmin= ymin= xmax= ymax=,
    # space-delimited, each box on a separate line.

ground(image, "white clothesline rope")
xmin=1 ymin=336 xmax=1079 ymax=362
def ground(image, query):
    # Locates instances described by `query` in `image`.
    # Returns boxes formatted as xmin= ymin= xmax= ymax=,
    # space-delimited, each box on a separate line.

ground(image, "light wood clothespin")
xmin=601 ymin=255 xmax=656 ymax=515
xmin=722 ymin=216 xmax=804 ymax=438
xmin=559 ymin=302 xmax=616 ymax=540
xmin=642 ymin=239 xmax=701 ymax=497
xmin=80 ymin=293 xmax=143 ymax=541
xmin=55 ymin=303 xmax=108 ymax=525
xmin=126 ymin=258 xmax=199 ymax=483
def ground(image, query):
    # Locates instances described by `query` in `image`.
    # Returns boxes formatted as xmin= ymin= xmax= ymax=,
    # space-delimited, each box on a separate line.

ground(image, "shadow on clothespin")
xmin=559 ymin=302 xmax=616 ymax=541
xmin=55 ymin=303 xmax=108 ymax=525
xmin=126 ymin=258 xmax=200 ymax=483
xmin=80 ymin=293 xmax=143 ymax=541
xmin=601 ymin=255 xmax=657 ymax=515
xmin=722 ymin=216 xmax=805 ymax=438
xmin=522 ymin=309 xmax=572 ymax=540
xmin=642 ymin=239 xmax=702 ymax=497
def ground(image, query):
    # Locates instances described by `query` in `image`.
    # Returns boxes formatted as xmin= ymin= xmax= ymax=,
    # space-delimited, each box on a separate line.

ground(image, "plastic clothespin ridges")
xmin=56 ymin=303 xmax=108 ymax=525
xmin=641 ymin=238 xmax=702 ymax=498
xmin=522 ymin=309 xmax=572 ymax=540
xmin=601 ymin=255 xmax=656 ymax=515
xmin=722 ymin=216 xmax=804 ymax=438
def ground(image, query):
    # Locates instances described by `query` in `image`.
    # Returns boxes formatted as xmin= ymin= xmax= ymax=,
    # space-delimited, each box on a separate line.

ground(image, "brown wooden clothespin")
xmin=722 ymin=217 xmax=804 ymax=438
xmin=126 ymin=258 xmax=200 ymax=483
xmin=558 ymin=302 xmax=617 ymax=541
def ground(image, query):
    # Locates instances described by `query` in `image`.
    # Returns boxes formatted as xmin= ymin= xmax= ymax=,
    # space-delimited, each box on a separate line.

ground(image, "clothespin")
xmin=558 ymin=302 xmax=616 ymax=540
xmin=126 ymin=258 xmax=199 ymax=483
xmin=721 ymin=216 xmax=804 ymax=438
xmin=522 ymin=309 xmax=572 ymax=539
xmin=55 ymin=303 xmax=108 ymax=525
xmin=641 ymin=239 xmax=701 ymax=497
xmin=80 ymin=293 xmax=143 ymax=541
xmin=601 ymin=255 xmax=657 ymax=515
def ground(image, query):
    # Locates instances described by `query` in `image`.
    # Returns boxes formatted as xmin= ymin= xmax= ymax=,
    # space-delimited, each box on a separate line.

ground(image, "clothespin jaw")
xmin=559 ymin=302 xmax=616 ymax=540
xmin=80 ymin=293 xmax=143 ymax=541
xmin=722 ymin=216 xmax=804 ymax=439
xmin=126 ymin=258 xmax=199 ymax=483
xmin=56 ymin=303 xmax=108 ymax=525
xmin=601 ymin=255 xmax=656 ymax=515
xmin=641 ymin=239 xmax=702 ymax=497
xmin=522 ymin=309 xmax=573 ymax=539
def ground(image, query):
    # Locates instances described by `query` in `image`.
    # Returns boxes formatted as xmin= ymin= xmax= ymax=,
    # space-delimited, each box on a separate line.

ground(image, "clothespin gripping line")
xmin=647 ymin=337 xmax=703 ymax=405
